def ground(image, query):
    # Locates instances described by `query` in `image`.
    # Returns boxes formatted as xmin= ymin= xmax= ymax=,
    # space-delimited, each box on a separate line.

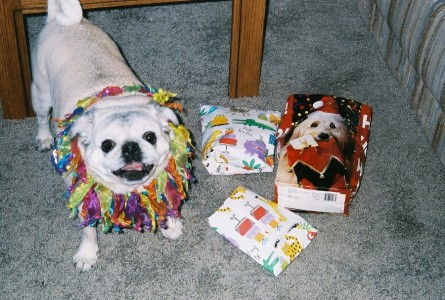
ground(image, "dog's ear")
xmin=70 ymin=110 xmax=94 ymax=146
xmin=156 ymin=105 xmax=179 ymax=128
xmin=283 ymin=126 xmax=296 ymax=146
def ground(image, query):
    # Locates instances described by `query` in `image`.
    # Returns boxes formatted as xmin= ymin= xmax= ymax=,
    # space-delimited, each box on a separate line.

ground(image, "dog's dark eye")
xmin=311 ymin=122 xmax=318 ymax=128
xmin=101 ymin=139 xmax=115 ymax=153
xmin=143 ymin=131 xmax=157 ymax=145
xmin=330 ymin=123 xmax=337 ymax=129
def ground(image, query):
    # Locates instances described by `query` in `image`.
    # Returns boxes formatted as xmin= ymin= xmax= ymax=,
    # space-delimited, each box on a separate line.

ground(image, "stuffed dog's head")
xmin=70 ymin=97 xmax=178 ymax=194
xmin=290 ymin=111 xmax=349 ymax=152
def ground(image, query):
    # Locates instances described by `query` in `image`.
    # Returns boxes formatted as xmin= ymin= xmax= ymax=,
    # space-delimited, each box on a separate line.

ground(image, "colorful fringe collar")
xmin=52 ymin=84 xmax=194 ymax=233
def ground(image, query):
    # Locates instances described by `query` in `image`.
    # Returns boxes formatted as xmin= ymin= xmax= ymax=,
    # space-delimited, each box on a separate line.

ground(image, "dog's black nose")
xmin=318 ymin=132 xmax=330 ymax=141
xmin=122 ymin=141 xmax=142 ymax=162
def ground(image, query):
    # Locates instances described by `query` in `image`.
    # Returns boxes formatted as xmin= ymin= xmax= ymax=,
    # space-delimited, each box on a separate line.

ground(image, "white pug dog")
xmin=32 ymin=0 xmax=184 ymax=271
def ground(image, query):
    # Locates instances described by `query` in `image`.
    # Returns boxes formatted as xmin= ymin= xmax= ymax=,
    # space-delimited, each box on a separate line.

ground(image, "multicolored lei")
xmin=51 ymin=84 xmax=195 ymax=233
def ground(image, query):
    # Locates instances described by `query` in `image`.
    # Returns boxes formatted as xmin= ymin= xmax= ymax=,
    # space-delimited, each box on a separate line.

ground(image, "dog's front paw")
xmin=35 ymin=124 xmax=54 ymax=151
xmin=161 ymin=217 xmax=183 ymax=240
xmin=36 ymin=137 xmax=54 ymax=151
xmin=73 ymin=241 xmax=98 ymax=271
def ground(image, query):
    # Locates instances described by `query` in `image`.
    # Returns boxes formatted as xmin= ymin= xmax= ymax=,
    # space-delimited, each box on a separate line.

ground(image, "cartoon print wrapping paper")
xmin=208 ymin=187 xmax=317 ymax=276
xmin=275 ymin=94 xmax=372 ymax=214
xmin=200 ymin=105 xmax=281 ymax=175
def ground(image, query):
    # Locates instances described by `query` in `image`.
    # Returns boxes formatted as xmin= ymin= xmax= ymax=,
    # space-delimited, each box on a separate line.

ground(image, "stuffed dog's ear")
xmin=70 ymin=110 xmax=94 ymax=146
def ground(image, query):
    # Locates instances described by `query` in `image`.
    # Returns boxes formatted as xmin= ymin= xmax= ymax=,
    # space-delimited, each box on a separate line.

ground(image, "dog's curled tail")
xmin=47 ymin=0 xmax=83 ymax=26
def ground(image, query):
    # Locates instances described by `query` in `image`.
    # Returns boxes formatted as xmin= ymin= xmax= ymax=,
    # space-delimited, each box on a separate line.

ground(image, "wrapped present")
xmin=275 ymin=94 xmax=372 ymax=214
xmin=200 ymin=105 xmax=281 ymax=175
xmin=208 ymin=187 xmax=317 ymax=276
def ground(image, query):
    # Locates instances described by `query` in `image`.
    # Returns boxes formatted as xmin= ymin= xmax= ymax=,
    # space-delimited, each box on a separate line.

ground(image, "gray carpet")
xmin=1 ymin=0 xmax=444 ymax=299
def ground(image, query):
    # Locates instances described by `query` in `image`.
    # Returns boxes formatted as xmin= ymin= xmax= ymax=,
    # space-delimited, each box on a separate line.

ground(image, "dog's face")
xmin=70 ymin=100 xmax=178 ymax=194
xmin=291 ymin=111 xmax=348 ymax=151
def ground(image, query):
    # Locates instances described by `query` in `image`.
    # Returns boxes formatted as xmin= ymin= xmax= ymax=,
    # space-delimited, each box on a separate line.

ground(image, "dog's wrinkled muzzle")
xmin=112 ymin=162 xmax=154 ymax=181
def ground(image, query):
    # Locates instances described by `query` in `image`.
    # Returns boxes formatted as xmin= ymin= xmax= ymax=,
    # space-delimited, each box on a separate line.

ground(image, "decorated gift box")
xmin=200 ymin=105 xmax=281 ymax=175
xmin=209 ymin=186 xmax=317 ymax=276
xmin=274 ymin=94 xmax=372 ymax=214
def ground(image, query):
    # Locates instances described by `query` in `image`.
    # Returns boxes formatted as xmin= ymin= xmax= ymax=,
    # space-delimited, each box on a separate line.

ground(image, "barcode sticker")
xmin=323 ymin=193 xmax=337 ymax=202
xmin=276 ymin=183 xmax=346 ymax=213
